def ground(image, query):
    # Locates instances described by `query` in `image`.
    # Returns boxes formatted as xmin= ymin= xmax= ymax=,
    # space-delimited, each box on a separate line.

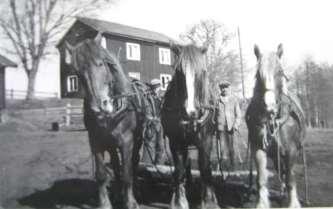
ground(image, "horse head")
xmin=65 ymin=33 xmax=130 ymax=115
xmin=170 ymin=43 xmax=208 ymax=120
xmin=253 ymin=44 xmax=287 ymax=119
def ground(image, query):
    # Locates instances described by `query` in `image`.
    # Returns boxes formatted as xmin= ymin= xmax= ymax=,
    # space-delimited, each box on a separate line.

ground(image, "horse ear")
xmin=64 ymin=41 xmax=74 ymax=55
xmin=254 ymin=44 xmax=261 ymax=60
xmin=201 ymin=47 xmax=208 ymax=54
xmin=94 ymin=32 xmax=103 ymax=45
xmin=277 ymin=43 xmax=283 ymax=58
xmin=170 ymin=41 xmax=181 ymax=55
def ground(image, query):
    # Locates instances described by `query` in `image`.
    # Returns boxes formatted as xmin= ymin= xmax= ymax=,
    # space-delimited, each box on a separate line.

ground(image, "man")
xmin=141 ymin=79 xmax=164 ymax=164
xmin=216 ymin=81 xmax=241 ymax=170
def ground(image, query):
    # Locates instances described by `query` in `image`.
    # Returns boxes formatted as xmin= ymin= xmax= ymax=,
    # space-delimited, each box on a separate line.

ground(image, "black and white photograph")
xmin=0 ymin=0 xmax=332 ymax=208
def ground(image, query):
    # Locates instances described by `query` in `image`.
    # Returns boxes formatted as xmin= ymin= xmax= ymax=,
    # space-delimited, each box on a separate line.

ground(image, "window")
xmin=101 ymin=36 xmax=107 ymax=49
xmin=160 ymin=74 xmax=172 ymax=90
xmin=65 ymin=49 xmax=71 ymax=64
xmin=128 ymin=72 xmax=141 ymax=80
xmin=67 ymin=75 xmax=78 ymax=92
xmin=159 ymin=48 xmax=171 ymax=65
xmin=126 ymin=43 xmax=140 ymax=61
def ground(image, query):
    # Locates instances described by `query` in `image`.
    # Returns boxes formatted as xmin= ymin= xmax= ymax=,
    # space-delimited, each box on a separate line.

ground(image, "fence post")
xmin=66 ymin=103 xmax=71 ymax=126
xmin=10 ymin=89 xmax=14 ymax=99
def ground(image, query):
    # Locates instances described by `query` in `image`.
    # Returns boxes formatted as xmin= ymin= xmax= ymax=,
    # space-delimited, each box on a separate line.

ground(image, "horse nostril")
xmin=189 ymin=110 xmax=197 ymax=119
xmin=102 ymin=100 xmax=109 ymax=107
xmin=267 ymin=110 xmax=276 ymax=119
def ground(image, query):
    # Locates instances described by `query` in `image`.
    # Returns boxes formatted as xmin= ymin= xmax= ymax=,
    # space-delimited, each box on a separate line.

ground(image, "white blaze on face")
xmin=100 ymin=85 xmax=114 ymax=113
xmin=264 ymin=91 xmax=276 ymax=113
xmin=185 ymin=63 xmax=196 ymax=116
xmin=262 ymin=58 xmax=277 ymax=113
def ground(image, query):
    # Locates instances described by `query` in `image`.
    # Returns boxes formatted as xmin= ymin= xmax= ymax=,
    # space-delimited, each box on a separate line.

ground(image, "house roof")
xmin=0 ymin=54 xmax=17 ymax=68
xmin=58 ymin=17 xmax=174 ymax=46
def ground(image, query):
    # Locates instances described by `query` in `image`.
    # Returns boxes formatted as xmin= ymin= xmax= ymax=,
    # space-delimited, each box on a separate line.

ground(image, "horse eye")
xmin=95 ymin=61 xmax=104 ymax=67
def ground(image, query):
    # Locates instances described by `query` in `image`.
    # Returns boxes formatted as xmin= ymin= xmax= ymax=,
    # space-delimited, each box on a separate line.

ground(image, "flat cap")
xmin=219 ymin=81 xmax=231 ymax=88
xmin=150 ymin=78 xmax=160 ymax=86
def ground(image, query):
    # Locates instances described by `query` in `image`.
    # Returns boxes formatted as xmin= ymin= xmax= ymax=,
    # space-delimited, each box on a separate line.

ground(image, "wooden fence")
xmin=43 ymin=103 xmax=83 ymax=126
xmin=6 ymin=89 xmax=58 ymax=99
xmin=16 ymin=103 xmax=84 ymax=127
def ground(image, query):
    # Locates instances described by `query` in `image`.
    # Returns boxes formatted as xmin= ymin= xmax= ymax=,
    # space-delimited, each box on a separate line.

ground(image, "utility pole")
xmin=237 ymin=27 xmax=245 ymax=99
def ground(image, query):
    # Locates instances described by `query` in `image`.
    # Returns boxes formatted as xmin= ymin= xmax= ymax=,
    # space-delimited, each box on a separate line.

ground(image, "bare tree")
xmin=0 ymin=0 xmax=114 ymax=100
xmin=291 ymin=57 xmax=333 ymax=128
xmin=180 ymin=19 xmax=244 ymax=97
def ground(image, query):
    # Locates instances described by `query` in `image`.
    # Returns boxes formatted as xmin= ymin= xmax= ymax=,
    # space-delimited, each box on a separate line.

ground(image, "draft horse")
xmin=161 ymin=44 xmax=220 ymax=209
xmin=66 ymin=34 xmax=161 ymax=209
xmin=246 ymin=44 xmax=306 ymax=208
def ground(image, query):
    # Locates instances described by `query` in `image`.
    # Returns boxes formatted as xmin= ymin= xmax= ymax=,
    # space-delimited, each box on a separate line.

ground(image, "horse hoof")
xmin=170 ymin=193 xmax=189 ymax=209
xmin=96 ymin=205 xmax=112 ymax=209
xmin=256 ymin=200 xmax=270 ymax=208
xmin=199 ymin=202 xmax=220 ymax=209
xmin=125 ymin=200 xmax=140 ymax=209
xmin=288 ymin=200 xmax=301 ymax=208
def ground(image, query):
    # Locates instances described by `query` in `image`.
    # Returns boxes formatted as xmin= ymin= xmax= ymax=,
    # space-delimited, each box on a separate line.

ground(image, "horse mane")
xmin=71 ymin=39 xmax=131 ymax=94
xmin=165 ymin=44 xmax=209 ymax=108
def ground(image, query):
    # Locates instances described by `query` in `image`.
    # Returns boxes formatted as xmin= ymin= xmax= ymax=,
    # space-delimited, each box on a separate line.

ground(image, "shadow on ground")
xmin=18 ymin=177 xmax=293 ymax=209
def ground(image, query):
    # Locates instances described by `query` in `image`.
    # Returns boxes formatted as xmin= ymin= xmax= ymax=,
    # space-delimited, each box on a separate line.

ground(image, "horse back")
xmin=281 ymin=93 xmax=306 ymax=141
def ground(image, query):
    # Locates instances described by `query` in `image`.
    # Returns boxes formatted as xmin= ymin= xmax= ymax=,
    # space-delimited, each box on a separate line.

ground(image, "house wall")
xmin=59 ymin=22 xmax=174 ymax=98
xmin=58 ymin=22 xmax=173 ymax=98
xmin=105 ymin=34 xmax=174 ymax=83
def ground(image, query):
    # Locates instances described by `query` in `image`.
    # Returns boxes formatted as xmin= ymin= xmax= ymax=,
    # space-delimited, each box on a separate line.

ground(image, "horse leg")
xmin=109 ymin=148 xmax=121 ymax=205
xmin=132 ymin=136 xmax=143 ymax=201
xmin=255 ymin=149 xmax=270 ymax=208
xmin=197 ymin=139 xmax=219 ymax=209
xmin=285 ymin=150 xmax=301 ymax=208
xmin=120 ymin=136 xmax=140 ymax=209
xmin=94 ymin=151 xmax=112 ymax=209
xmin=154 ymin=124 xmax=164 ymax=164
xmin=170 ymin=139 xmax=189 ymax=209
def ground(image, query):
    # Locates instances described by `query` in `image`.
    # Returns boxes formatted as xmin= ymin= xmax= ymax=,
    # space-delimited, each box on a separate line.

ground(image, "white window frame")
xmin=128 ymin=72 xmax=141 ymax=80
xmin=160 ymin=74 xmax=172 ymax=90
xmin=159 ymin=47 xmax=171 ymax=65
xmin=67 ymin=75 xmax=79 ymax=92
xmin=126 ymin=42 xmax=141 ymax=61
xmin=65 ymin=49 xmax=71 ymax=64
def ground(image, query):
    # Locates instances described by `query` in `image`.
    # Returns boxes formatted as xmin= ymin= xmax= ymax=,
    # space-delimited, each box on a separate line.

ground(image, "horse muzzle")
xmin=264 ymin=91 xmax=278 ymax=114
xmin=101 ymin=98 xmax=114 ymax=113
xmin=180 ymin=109 xmax=210 ymax=132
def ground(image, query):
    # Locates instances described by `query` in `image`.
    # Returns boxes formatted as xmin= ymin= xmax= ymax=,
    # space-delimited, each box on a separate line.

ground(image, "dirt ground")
xmin=0 ymin=112 xmax=333 ymax=208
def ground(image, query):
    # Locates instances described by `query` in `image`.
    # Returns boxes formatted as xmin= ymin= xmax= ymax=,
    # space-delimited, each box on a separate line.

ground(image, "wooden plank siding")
xmin=58 ymin=20 xmax=174 ymax=98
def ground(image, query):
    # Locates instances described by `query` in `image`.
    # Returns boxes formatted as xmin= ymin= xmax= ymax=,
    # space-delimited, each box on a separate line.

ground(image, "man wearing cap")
xmin=216 ymin=81 xmax=241 ymax=170
xmin=141 ymin=79 xmax=164 ymax=164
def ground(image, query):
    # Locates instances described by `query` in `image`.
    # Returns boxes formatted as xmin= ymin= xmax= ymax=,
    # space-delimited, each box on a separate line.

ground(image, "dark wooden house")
xmin=0 ymin=54 xmax=17 ymax=110
xmin=57 ymin=17 xmax=175 ymax=98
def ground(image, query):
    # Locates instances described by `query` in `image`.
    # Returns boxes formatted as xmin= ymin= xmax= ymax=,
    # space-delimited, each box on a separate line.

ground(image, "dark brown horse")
xmin=161 ymin=44 xmax=220 ymax=209
xmin=66 ymin=34 xmax=161 ymax=209
xmin=246 ymin=44 xmax=306 ymax=208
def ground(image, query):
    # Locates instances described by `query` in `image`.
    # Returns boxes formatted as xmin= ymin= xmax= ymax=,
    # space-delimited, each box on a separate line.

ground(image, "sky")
xmin=5 ymin=0 xmax=333 ymax=97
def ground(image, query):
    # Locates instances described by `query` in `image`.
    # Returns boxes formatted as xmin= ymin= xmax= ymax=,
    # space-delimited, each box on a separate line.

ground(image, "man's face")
xmin=220 ymin=86 xmax=229 ymax=96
